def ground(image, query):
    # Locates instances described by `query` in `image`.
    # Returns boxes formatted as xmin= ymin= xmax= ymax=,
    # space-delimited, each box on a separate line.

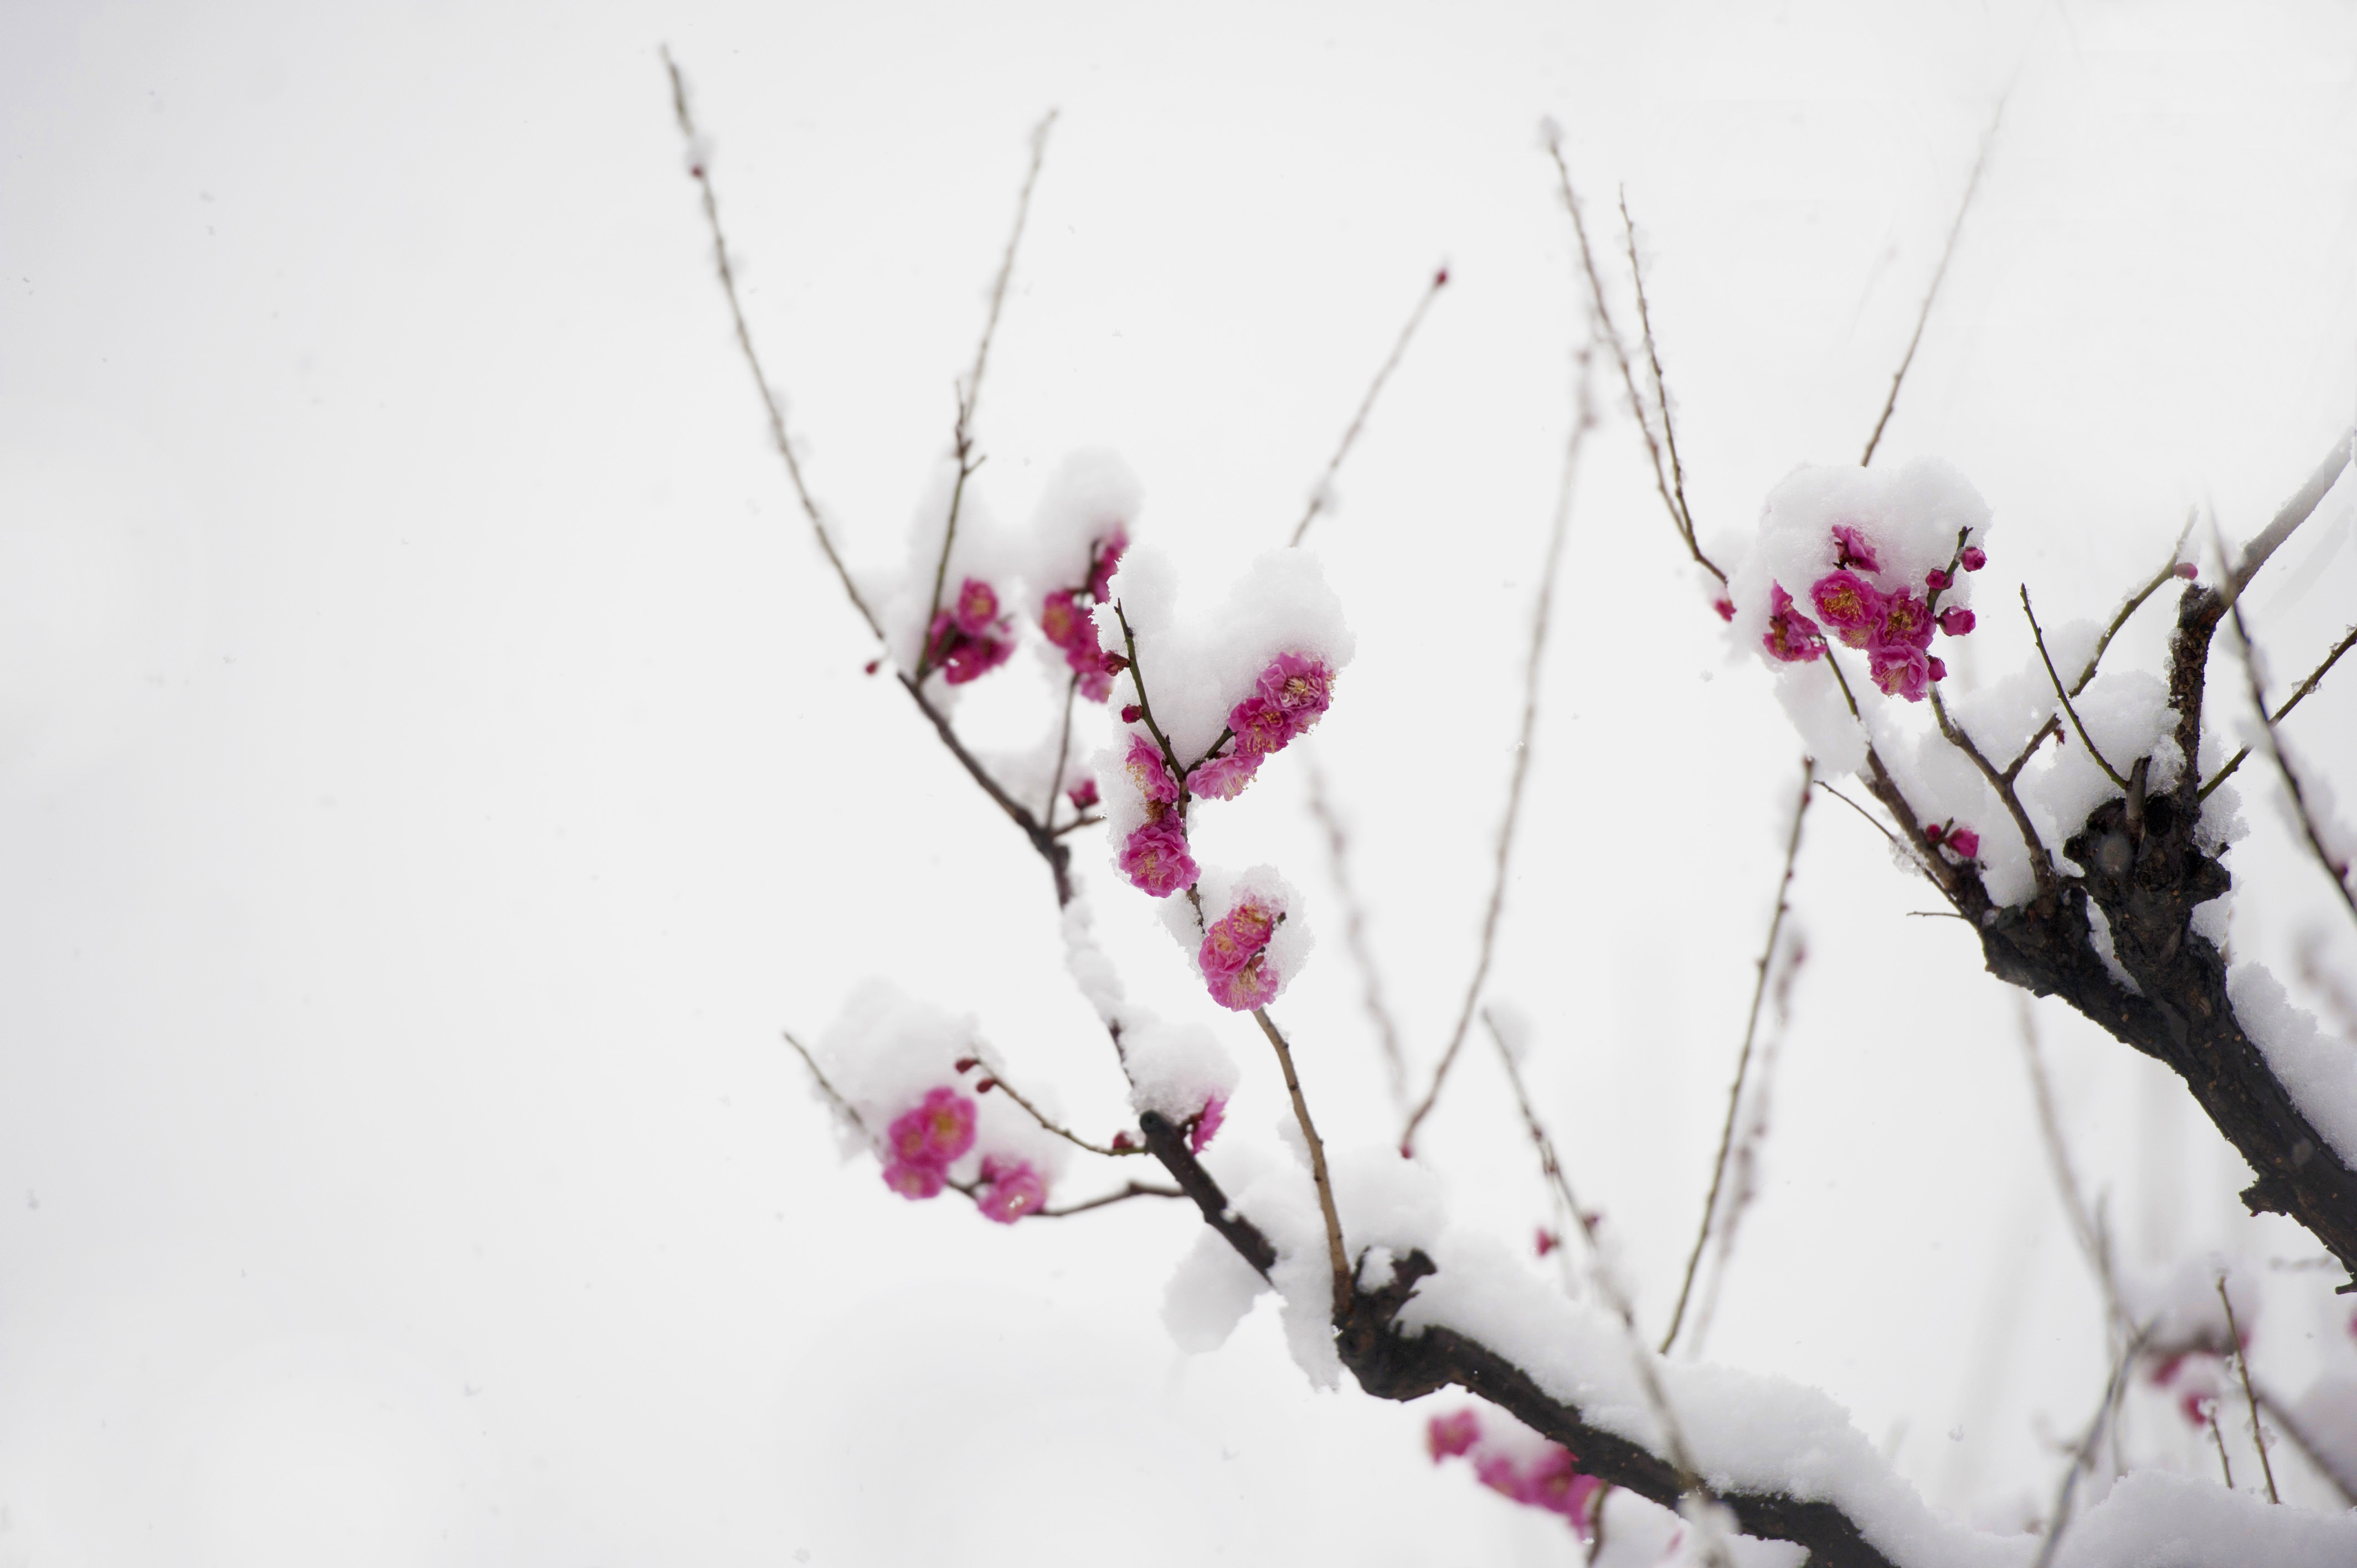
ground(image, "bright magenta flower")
xmin=952 ymin=577 xmax=1002 ymax=637
xmin=1088 ymin=534 xmax=1127 ymax=602
xmin=1937 ymin=606 xmax=1975 ymax=637
xmin=887 ymin=1086 xmax=977 ymax=1169
xmin=1199 ymin=899 xmax=1278 ymax=976
xmin=1257 ymin=652 xmax=1334 ymax=729
xmin=881 ymin=1160 xmax=945 ymax=1200
xmin=1426 ymin=1409 xmax=1483 ymax=1461
xmin=1869 ymin=642 xmax=1931 ymax=702
xmin=1188 ymin=1096 xmax=1226 ymax=1154
xmin=1947 ymin=826 xmax=1980 ymax=859
xmin=1831 ymin=523 xmax=1881 ymax=572
xmin=1228 ymin=695 xmax=1295 ymax=756
xmin=1874 ymin=592 xmax=1935 ymax=651
xmin=1119 ymin=820 xmax=1197 ymax=897
xmin=1762 ymin=584 xmax=1824 ymax=664
xmin=1125 ymin=734 xmax=1180 ymax=805
xmin=1205 ymin=955 xmax=1279 ymax=1011
xmin=1810 ymin=570 xmax=1886 ymax=648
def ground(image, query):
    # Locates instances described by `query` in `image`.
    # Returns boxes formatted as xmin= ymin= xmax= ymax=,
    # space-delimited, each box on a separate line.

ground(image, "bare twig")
xmin=1306 ymin=756 xmax=1411 ymax=1110
xmin=2217 ymin=1276 xmax=2280 ymax=1503
xmin=2015 ymin=995 xmax=2129 ymax=1341
xmin=1401 ymin=360 xmax=1597 ymax=1152
xmin=1661 ymin=757 xmax=1813 ymax=1355
xmin=1816 ymin=780 xmax=1898 ymax=845
xmin=2070 ymin=514 xmax=2200 ymax=697
xmin=1484 ymin=1012 xmax=1731 ymax=1564
xmin=2224 ymin=427 xmax=2355 ymax=601
xmin=2210 ymin=1399 xmax=2239 ymax=1490
xmin=918 ymin=111 xmax=1058 ymax=678
xmin=663 ymin=49 xmax=881 ymax=640
xmin=2217 ymin=564 xmax=2357 ymax=927
xmin=1290 ymin=267 xmax=1451 ymax=546
xmin=1860 ymin=96 xmax=2004 ymax=467
xmin=781 ymin=1027 xmax=866 ymax=1133
xmin=1043 ymin=670 xmax=1082 ymax=825
xmin=2029 ymin=1329 xmax=2142 ymax=1568
xmin=2201 ymin=621 xmax=2357 ymax=800
xmin=1253 ymin=1007 xmax=1352 ymax=1321
xmin=1929 ymin=684 xmax=2060 ymax=898
xmin=1545 ymin=132 xmax=1723 ymax=585
xmin=2024 ymin=585 xmax=2131 ymax=790
xmin=1619 ymin=192 xmax=1698 ymax=555
xmin=972 ymin=1062 xmax=1146 ymax=1158
xmin=2253 ymin=1381 xmax=2357 ymax=1503
xmin=1036 ymin=1180 xmax=1186 ymax=1218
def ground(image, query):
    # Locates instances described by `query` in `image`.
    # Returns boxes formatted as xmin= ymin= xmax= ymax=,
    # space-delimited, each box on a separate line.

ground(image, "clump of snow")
xmin=809 ymin=980 xmax=1070 ymax=1201
xmin=1162 ymin=1227 xmax=1267 ymax=1353
xmin=2016 ymin=669 xmax=2183 ymax=862
xmin=2049 ymin=1467 xmax=2357 ymax=1566
xmin=875 ymin=462 xmax=1022 ymax=687
xmin=1059 ymin=887 xmax=1127 ymax=1028
xmin=1097 ymin=543 xmax=1355 ymax=765
xmin=2227 ymin=961 xmax=2357 ymax=1169
xmin=1121 ymin=1015 xmax=1237 ymax=1128
xmin=1012 ymin=449 xmax=1139 ymax=599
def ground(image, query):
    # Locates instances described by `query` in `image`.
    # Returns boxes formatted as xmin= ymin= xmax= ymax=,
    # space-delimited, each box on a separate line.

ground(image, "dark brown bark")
xmin=1869 ymin=583 xmax=2357 ymax=1287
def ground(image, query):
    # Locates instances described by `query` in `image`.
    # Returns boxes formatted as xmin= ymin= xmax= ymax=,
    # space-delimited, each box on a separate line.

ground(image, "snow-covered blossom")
xmin=1124 ymin=733 xmax=1181 ymax=806
xmin=926 ymin=576 xmax=1016 ymax=685
xmin=1119 ymin=819 xmax=1197 ymax=897
xmin=1810 ymin=570 xmax=1885 ymax=647
xmin=1198 ymin=893 xmax=1284 ymax=1012
xmin=881 ymin=1159 xmax=945 ymax=1200
xmin=888 ymin=1086 xmax=978 ymax=1169
xmin=1258 ymin=651 xmax=1334 ymax=729
xmin=976 ymin=1157 xmax=1047 ymax=1224
xmin=1762 ymin=584 xmax=1825 ymax=664
xmin=1228 ymin=694 xmax=1294 ymax=757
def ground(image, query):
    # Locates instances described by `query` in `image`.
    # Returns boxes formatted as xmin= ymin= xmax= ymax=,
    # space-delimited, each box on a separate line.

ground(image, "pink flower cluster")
xmin=1114 ymin=653 xmax=1335 ymax=899
xmin=1038 ymin=532 xmax=1128 ymax=702
xmin=926 ymin=577 xmax=1016 ymax=685
xmin=1761 ymin=525 xmax=1984 ymax=703
xmin=1425 ymin=1409 xmax=1603 ymax=1537
xmin=975 ymin=1156 xmax=1046 ymax=1224
xmin=1198 ymin=895 xmax=1282 ymax=1012
xmin=881 ymin=1086 xmax=976 ymax=1199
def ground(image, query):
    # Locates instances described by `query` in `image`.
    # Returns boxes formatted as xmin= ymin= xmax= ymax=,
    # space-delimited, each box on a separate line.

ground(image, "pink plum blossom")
xmin=1427 ymin=1409 xmax=1483 ymax=1461
xmin=1869 ymin=642 xmax=1931 ymax=702
xmin=1188 ymin=1096 xmax=1226 ymax=1154
xmin=1119 ymin=819 xmax=1197 ymax=897
xmin=1810 ymin=570 xmax=1886 ymax=648
xmin=976 ymin=1157 xmax=1047 ymax=1224
xmin=952 ymin=577 xmax=1002 ymax=637
xmin=1257 ymin=652 xmax=1334 ymax=729
xmin=1039 ymin=589 xmax=1089 ymax=652
xmin=1066 ymin=777 xmax=1100 ymax=811
xmin=887 ymin=1086 xmax=977 ymax=1169
xmin=1937 ymin=606 xmax=1976 ymax=636
xmin=1206 ymin=955 xmax=1280 ymax=1012
xmin=1874 ymin=592 xmax=1935 ymax=651
xmin=1228 ymin=694 xmax=1295 ymax=756
xmin=1199 ymin=899 xmax=1278 ymax=976
xmin=881 ymin=1160 xmax=945 ymax=1200
xmin=1947 ymin=827 xmax=1980 ymax=859
xmin=1762 ymin=584 xmax=1824 ymax=664
xmin=1187 ymin=750 xmax=1262 ymax=801
xmin=1124 ymin=734 xmax=1180 ymax=805
xmin=1831 ymin=524 xmax=1881 ymax=572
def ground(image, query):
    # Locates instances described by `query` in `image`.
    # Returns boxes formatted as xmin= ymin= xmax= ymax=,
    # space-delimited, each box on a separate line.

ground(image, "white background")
xmin=2 ymin=0 xmax=2354 ymax=1562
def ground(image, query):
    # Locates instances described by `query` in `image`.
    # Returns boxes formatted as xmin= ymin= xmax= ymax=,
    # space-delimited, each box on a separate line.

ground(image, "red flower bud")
xmin=975 ymin=1078 xmax=997 ymax=1095
xmin=2174 ymin=561 xmax=2199 ymax=580
xmin=954 ymin=1057 xmax=979 ymax=1074
xmin=863 ymin=658 xmax=882 ymax=675
xmin=1926 ymin=568 xmax=1952 ymax=592
xmin=1713 ymin=597 xmax=1736 ymax=622
xmin=1923 ymin=822 xmax=1944 ymax=844
xmin=1120 ymin=704 xmax=1141 ymax=723
xmin=1959 ymin=545 xmax=1988 ymax=571
xmin=1928 ymin=656 xmax=1948 ymax=681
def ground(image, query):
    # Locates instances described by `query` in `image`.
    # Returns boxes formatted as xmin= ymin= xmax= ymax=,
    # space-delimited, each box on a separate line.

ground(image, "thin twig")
xmin=1660 ymin=758 xmax=1813 ymax=1355
xmin=1544 ymin=132 xmax=1723 ymax=585
xmin=2201 ymin=622 xmax=2357 ymax=800
xmin=1619 ymin=191 xmax=1698 ymax=555
xmin=663 ymin=49 xmax=881 ymax=640
xmin=781 ymin=1027 xmax=867 ymax=1133
xmin=1306 ymin=756 xmax=1411 ymax=1110
xmin=1290 ymin=267 xmax=1451 ymax=547
xmin=2209 ymin=1400 xmax=2239 ymax=1491
xmin=2024 ymin=585 xmax=2130 ymax=790
xmin=917 ymin=111 xmax=1058 ymax=678
xmin=2016 ymin=995 xmax=2129 ymax=1342
xmin=1860 ymin=96 xmax=2004 ymax=467
xmin=2217 ymin=559 xmax=2357 ymax=928
xmin=2217 ymin=1276 xmax=2280 ymax=1503
xmin=2070 ymin=514 xmax=2200 ymax=697
xmin=2253 ymin=1382 xmax=2357 ymax=1504
xmin=974 ymin=1064 xmax=1146 ymax=1158
xmin=1484 ymin=1012 xmax=1731 ymax=1563
xmin=2029 ymin=1329 xmax=2142 ymax=1568
xmin=1043 ymin=670 xmax=1082 ymax=826
xmin=1815 ymin=780 xmax=1898 ymax=845
xmin=1929 ymin=682 xmax=2059 ymax=898
xmin=1400 ymin=359 xmax=1597 ymax=1152
xmin=1253 ymin=1007 xmax=1352 ymax=1321
xmin=1036 ymin=1180 xmax=1186 ymax=1218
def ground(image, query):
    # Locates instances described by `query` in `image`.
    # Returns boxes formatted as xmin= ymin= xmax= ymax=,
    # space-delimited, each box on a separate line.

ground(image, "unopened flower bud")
xmin=1713 ymin=597 xmax=1736 ymax=622
xmin=1924 ymin=822 xmax=1945 ymax=844
xmin=954 ymin=1057 xmax=978 ymax=1074
xmin=1926 ymin=568 xmax=1952 ymax=592
xmin=1960 ymin=545 xmax=1988 ymax=571
xmin=1937 ymin=607 xmax=1976 ymax=637
xmin=2174 ymin=561 xmax=2198 ymax=580
xmin=1948 ymin=827 xmax=1980 ymax=858
xmin=1928 ymin=656 xmax=1948 ymax=681
xmin=975 ymin=1077 xmax=997 ymax=1094
xmin=1120 ymin=704 xmax=1141 ymax=723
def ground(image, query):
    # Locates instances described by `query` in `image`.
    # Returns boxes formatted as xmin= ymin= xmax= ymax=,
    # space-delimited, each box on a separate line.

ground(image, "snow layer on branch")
xmin=1012 ymin=448 xmax=1139 ymax=597
xmin=2016 ymin=670 xmax=2183 ymax=863
xmin=1097 ymin=543 xmax=1355 ymax=764
xmin=2047 ymin=1468 xmax=2357 ymax=1566
xmin=1121 ymin=1015 xmax=1237 ymax=1126
xmin=1772 ymin=662 xmax=1869 ymax=776
xmin=1059 ymin=888 xmax=1127 ymax=1027
xmin=1162 ymin=1226 xmax=1267 ymax=1353
xmin=812 ymin=980 xmax=1071 ymax=1189
xmin=2226 ymin=962 xmax=2357 ymax=1168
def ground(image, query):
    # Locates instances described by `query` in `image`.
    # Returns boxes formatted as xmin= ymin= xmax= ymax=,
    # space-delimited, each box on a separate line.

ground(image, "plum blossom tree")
xmin=666 ymin=50 xmax=2357 ymax=1568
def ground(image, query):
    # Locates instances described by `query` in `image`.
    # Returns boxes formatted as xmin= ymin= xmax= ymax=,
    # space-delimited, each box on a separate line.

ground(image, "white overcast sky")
xmin=2 ymin=1 xmax=2355 ymax=1563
